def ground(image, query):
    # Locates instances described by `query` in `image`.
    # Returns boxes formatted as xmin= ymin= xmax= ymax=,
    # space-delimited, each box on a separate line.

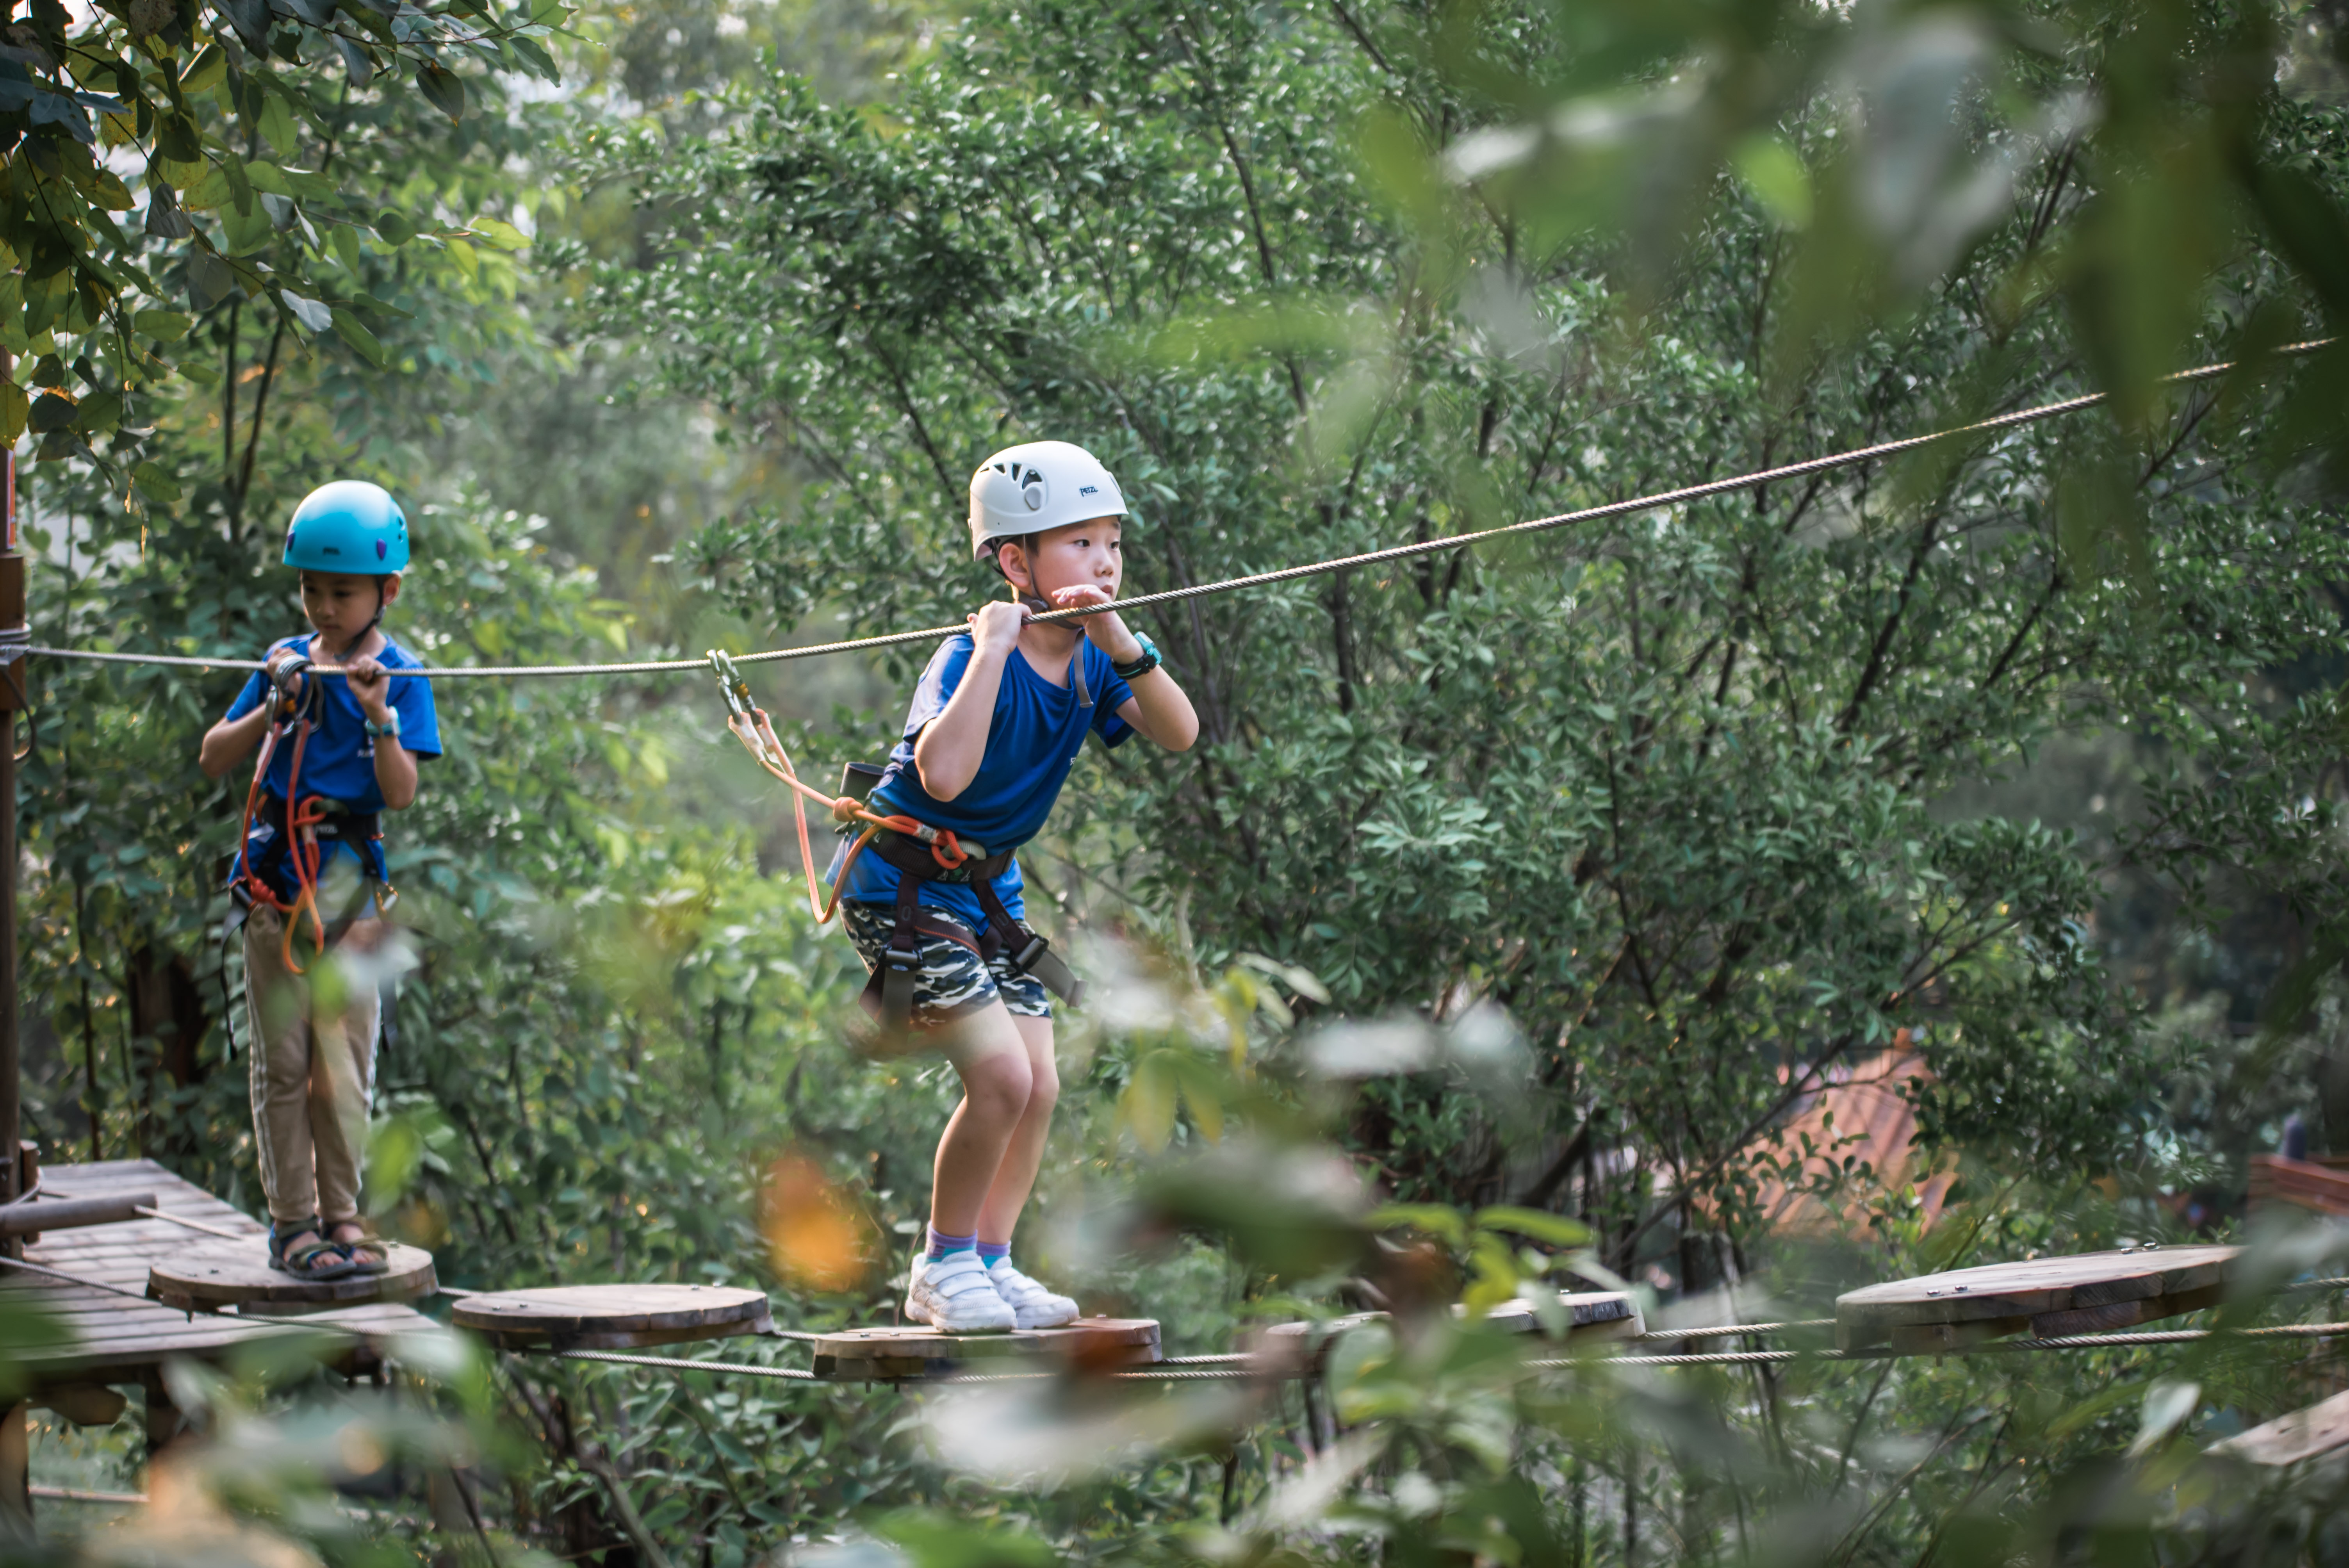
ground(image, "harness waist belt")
xmin=258 ymin=794 xmax=381 ymax=842
xmin=859 ymin=829 xmax=1083 ymax=1026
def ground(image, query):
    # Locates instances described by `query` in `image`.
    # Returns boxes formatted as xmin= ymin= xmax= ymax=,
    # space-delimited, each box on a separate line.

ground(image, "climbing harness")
xmin=229 ymin=641 xmax=396 ymax=976
xmin=707 ymin=651 xmax=1083 ymax=1027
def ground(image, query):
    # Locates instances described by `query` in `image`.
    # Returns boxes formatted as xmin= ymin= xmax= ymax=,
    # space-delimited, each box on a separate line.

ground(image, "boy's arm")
xmin=198 ymin=704 xmax=273 ymax=779
xmin=913 ymin=606 xmax=1024 ymax=801
xmin=1053 ymin=587 xmax=1199 ymax=752
xmin=346 ymin=656 xmax=420 ymax=810
xmin=198 ymin=648 xmax=303 ymax=779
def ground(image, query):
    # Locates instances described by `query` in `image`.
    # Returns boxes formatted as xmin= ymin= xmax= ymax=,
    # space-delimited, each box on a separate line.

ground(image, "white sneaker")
xmin=905 ymin=1250 xmax=1016 ymax=1332
xmin=987 ymin=1257 xmax=1079 ymax=1329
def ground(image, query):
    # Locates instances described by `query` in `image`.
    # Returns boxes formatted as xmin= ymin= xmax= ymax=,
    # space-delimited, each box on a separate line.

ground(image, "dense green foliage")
xmin=10 ymin=0 xmax=2349 ymax=1561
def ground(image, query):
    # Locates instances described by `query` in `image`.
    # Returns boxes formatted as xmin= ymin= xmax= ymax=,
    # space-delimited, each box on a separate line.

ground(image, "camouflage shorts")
xmin=842 ymin=901 xmax=1053 ymax=1026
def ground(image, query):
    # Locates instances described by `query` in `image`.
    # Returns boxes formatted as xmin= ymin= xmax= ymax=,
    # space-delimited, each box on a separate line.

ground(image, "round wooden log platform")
xmin=451 ymin=1285 xmax=775 ymax=1350
xmin=148 ymin=1241 xmax=438 ymax=1316
xmin=1836 ymin=1244 xmax=2239 ymax=1352
xmin=809 ymin=1317 xmax=1162 ymax=1381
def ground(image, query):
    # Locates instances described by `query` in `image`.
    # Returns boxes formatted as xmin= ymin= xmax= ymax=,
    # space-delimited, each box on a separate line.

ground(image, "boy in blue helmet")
xmin=198 ymin=481 xmax=441 ymax=1282
xmin=833 ymin=440 xmax=1199 ymax=1332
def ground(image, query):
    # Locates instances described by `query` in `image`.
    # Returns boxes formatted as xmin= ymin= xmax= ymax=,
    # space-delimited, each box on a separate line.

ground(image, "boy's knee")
xmin=961 ymin=1049 xmax=1033 ymax=1119
xmin=1026 ymin=1061 xmax=1060 ymax=1114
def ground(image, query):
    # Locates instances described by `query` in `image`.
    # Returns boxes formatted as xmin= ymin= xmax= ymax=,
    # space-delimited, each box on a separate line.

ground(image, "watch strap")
xmin=1112 ymin=633 xmax=1162 ymax=682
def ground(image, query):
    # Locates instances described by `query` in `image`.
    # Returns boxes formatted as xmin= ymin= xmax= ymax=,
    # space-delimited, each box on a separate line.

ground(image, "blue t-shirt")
xmin=837 ymin=634 xmax=1134 ymax=928
xmin=226 ymin=633 xmax=444 ymax=807
xmin=226 ymin=634 xmax=442 ymax=898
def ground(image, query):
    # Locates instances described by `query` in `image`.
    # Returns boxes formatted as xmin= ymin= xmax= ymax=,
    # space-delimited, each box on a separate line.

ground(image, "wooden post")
xmin=0 ymin=429 xmax=20 ymax=1223
xmin=0 ymin=431 xmax=20 ymax=1224
xmin=0 ymin=1399 xmax=26 ymax=1530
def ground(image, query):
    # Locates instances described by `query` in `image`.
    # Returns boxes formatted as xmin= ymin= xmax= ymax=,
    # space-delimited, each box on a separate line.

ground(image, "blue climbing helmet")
xmin=283 ymin=481 xmax=409 ymax=573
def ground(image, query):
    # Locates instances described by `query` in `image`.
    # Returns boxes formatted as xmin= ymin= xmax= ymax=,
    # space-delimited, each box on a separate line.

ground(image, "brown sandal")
xmin=327 ymin=1222 xmax=390 ymax=1276
xmin=270 ymin=1218 xmax=359 ymax=1281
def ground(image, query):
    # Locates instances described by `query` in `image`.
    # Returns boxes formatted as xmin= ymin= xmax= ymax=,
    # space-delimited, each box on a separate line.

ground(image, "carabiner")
xmin=706 ymin=649 xmax=755 ymax=722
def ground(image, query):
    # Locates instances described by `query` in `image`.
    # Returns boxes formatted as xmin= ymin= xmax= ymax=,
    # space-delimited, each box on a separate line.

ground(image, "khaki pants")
xmin=242 ymin=902 xmax=381 ymax=1227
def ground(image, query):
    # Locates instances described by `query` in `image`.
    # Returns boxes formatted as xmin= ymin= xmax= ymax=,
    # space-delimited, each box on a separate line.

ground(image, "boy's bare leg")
xmin=976 ymin=1014 xmax=1058 ymax=1246
xmin=930 ymin=1001 xmax=1034 ymax=1239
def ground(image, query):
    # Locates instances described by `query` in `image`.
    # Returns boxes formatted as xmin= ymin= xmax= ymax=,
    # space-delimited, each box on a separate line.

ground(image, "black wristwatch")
xmin=1112 ymin=633 xmax=1163 ymax=681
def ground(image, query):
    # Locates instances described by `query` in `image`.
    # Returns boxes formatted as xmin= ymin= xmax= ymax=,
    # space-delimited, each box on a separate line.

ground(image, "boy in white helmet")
xmin=833 ymin=440 xmax=1199 ymax=1331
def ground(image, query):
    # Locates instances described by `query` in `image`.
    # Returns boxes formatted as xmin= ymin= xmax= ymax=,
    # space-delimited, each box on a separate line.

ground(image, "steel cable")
xmin=26 ymin=343 xmax=2327 ymax=683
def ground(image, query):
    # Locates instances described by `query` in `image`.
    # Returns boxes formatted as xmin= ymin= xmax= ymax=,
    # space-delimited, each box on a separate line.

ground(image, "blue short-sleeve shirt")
xmin=836 ymin=634 xmax=1133 ymax=928
xmin=225 ymin=633 xmax=444 ymax=807
xmin=226 ymin=633 xmax=441 ymax=898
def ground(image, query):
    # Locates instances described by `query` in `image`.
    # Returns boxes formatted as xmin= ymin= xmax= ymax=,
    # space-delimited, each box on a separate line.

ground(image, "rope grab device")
xmin=706 ymin=650 xmax=1082 ymax=1026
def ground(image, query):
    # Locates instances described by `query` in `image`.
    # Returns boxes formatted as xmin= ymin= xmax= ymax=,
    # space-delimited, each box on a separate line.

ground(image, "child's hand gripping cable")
xmin=706 ymin=650 xmax=988 ymax=924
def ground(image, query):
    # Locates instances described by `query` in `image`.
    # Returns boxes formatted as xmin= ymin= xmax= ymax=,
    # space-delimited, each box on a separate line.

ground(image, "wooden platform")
xmin=2249 ymin=1154 xmax=2349 ymax=1221
xmin=1484 ymin=1290 xmax=1645 ymax=1342
xmin=0 ymin=1160 xmax=433 ymax=1394
xmin=2211 ymin=1388 xmax=2349 ymax=1467
xmin=808 ymin=1318 xmax=1162 ymax=1381
xmin=149 ymin=1240 xmax=437 ymax=1315
xmin=1837 ymin=1245 xmax=2239 ymax=1352
xmin=451 ymin=1284 xmax=775 ymax=1351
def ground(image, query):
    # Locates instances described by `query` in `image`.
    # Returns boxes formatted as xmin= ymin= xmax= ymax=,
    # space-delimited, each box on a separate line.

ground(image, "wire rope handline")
xmin=25 ymin=341 xmax=2329 ymax=684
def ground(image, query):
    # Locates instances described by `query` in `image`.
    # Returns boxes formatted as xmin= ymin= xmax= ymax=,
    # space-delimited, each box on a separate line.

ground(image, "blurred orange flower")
xmin=763 ymin=1149 xmax=871 ymax=1292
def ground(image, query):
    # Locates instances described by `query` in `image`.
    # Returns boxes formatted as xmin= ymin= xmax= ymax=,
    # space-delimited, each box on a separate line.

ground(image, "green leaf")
xmin=221 ymin=150 xmax=255 ymax=216
xmin=180 ymin=164 xmax=234 ymax=212
xmin=130 ymin=460 xmax=180 ymax=502
xmin=134 ymin=308 xmax=191 ymax=341
xmin=29 ymin=392 xmax=78 ymax=433
xmin=1368 ymin=1202 xmax=1467 ymax=1246
xmin=332 ymin=310 xmax=385 ymax=365
xmin=179 ymin=45 xmax=227 ymax=95
xmin=508 ymin=34 xmax=560 ymax=83
xmin=220 ymin=198 xmax=273 ymax=257
xmin=278 ymin=292 xmax=331 ymax=333
xmin=257 ymin=91 xmax=298 ymax=160
xmin=155 ymin=112 xmax=201 ymax=162
xmin=1731 ymin=135 xmax=1813 ymax=230
xmin=469 ymin=217 xmax=528 ymax=251
xmin=372 ymin=208 xmax=415 ymax=247
xmin=415 ymin=62 xmax=465 ymax=122
xmin=0 ymin=383 xmax=26 ymax=445
xmin=1471 ymin=1206 xmax=1591 ymax=1248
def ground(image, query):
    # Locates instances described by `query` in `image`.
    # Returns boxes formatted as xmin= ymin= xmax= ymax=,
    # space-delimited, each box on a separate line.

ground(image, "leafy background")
xmin=9 ymin=0 xmax=2349 ymax=1561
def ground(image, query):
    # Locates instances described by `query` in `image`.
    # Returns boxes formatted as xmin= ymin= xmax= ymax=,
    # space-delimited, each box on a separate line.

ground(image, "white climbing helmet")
xmin=967 ymin=440 xmax=1130 ymax=561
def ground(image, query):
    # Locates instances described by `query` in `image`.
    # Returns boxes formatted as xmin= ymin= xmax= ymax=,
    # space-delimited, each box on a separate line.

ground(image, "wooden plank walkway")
xmin=1 ymin=1159 xmax=432 ymax=1384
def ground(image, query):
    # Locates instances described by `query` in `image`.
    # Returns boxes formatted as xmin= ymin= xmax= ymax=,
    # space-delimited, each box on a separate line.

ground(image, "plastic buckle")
xmin=884 ymin=944 xmax=921 ymax=974
xmin=1008 ymin=932 xmax=1049 ymax=974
